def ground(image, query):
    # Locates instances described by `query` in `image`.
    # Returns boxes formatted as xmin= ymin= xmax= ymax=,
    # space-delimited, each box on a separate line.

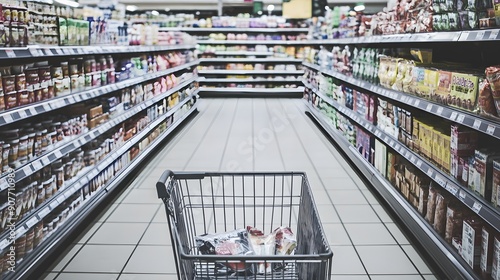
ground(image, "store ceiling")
xmin=113 ymin=0 xmax=388 ymax=14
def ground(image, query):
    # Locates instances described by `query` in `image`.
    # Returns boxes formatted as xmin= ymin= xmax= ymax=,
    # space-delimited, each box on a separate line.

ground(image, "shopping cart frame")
xmin=157 ymin=170 xmax=333 ymax=280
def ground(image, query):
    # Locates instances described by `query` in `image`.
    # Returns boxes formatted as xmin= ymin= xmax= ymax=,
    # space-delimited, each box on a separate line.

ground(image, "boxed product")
xmin=374 ymin=139 xmax=387 ymax=177
xmin=462 ymin=217 xmax=483 ymax=272
xmin=442 ymin=134 xmax=451 ymax=172
xmin=493 ymin=160 xmax=500 ymax=207
xmin=356 ymin=127 xmax=373 ymax=163
xmin=445 ymin=203 xmax=464 ymax=244
xmin=492 ymin=236 xmax=500 ymax=280
xmin=480 ymin=226 xmax=496 ymax=279
xmin=473 ymin=149 xmax=500 ymax=200
xmin=418 ymin=184 xmax=429 ymax=216
xmin=451 ymin=124 xmax=478 ymax=156
xmin=424 ymin=68 xmax=439 ymax=99
xmin=435 ymin=69 xmax=453 ymax=104
xmin=387 ymin=151 xmax=397 ymax=184
xmin=449 ymin=72 xmax=480 ymax=112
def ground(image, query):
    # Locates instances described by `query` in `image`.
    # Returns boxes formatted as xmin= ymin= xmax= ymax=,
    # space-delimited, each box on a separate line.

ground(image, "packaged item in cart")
xmin=247 ymin=226 xmax=275 ymax=274
xmin=196 ymin=229 xmax=254 ymax=272
xmin=274 ymin=226 xmax=297 ymax=256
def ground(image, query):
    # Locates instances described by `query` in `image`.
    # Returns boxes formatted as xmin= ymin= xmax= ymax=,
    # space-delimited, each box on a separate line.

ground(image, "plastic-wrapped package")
xmin=445 ymin=203 xmax=464 ymax=244
xmin=434 ymin=193 xmax=448 ymax=236
xmin=425 ymin=183 xmax=438 ymax=224
xmin=274 ymin=227 xmax=297 ymax=256
xmin=196 ymin=229 xmax=254 ymax=272
xmin=478 ymin=79 xmax=499 ymax=118
xmin=486 ymin=66 xmax=500 ymax=116
xmin=247 ymin=226 xmax=275 ymax=274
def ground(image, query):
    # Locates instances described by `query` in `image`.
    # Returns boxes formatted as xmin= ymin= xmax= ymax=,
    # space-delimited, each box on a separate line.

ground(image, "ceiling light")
xmin=354 ymin=4 xmax=365 ymax=11
xmin=151 ymin=10 xmax=159 ymax=16
xmin=257 ymin=10 xmax=262 ymax=15
xmin=349 ymin=10 xmax=357 ymax=16
xmin=196 ymin=11 xmax=200 ymax=15
xmin=54 ymin=0 xmax=79 ymax=8
xmin=267 ymin=4 xmax=275 ymax=12
xmin=126 ymin=5 xmax=138 ymax=11
xmin=164 ymin=8 xmax=170 ymax=12
xmin=325 ymin=6 xmax=330 ymax=10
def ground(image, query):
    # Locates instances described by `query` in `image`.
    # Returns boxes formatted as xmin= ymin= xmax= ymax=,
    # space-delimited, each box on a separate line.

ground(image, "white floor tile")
xmin=370 ymin=275 xmax=423 ymax=280
xmin=106 ymin=204 xmax=160 ymax=223
xmin=321 ymin=177 xmax=360 ymax=190
xmin=335 ymin=205 xmax=380 ymax=223
xmin=372 ymin=204 xmax=396 ymax=223
xmin=327 ymin=190 xmax=369 ymax=205
xmin=55 ymin=273 xmax=119 ymax=280
xmin=87 ymin=223 xmax=148 ymax=245
xmin=140 ymin=223 xmax=172 ymax=245
xmin=356 ymin=245 xmax=419 ymax=275
xmin=316 ymin=205 xmax=342 ymax=223
xmin=423 ymin=274 xmax=438 ymax=279
xmin=328 ymin=276 xmax=369 ymax=280
xmin=401 ymin=245 xmax=434 ymax=274
xmin=361 ymin=189 xmax=380 ymax=204
xmin=41 ymin=272 xmax=58 ymax=280
xmin=119 ymin=274 xmax=178 ymax=280
xmin=73 ymin=223 xmax=102 ymax=244
xmin=330 ymin=245 xmax=366 ymax=275
xmin=323 ymin=223 xmax=352 ymax=246
xmin=385 ymin=223 xmax=411 ymax=245
xmin=64 ymin=245 xmax=135 ymax=273
xmin=122 ymin=245 xmax=177 ymax=274
xmin=50 ymin=244 xmax=83 ymax=272
xmin=344 ymin=223 xmax=397 ymax=245
xmin=120 ymin=189 xmax=162 ymax=205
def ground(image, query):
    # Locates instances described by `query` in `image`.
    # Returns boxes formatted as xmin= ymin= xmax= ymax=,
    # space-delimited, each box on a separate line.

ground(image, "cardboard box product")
xmin=434 ymin=193 xmax=448 ymax=236
xmin=425 ymin=184 xmax=438 ymax=224
xmin=474 ymin=150 xmax=500 ymax=201
xmin=451 ymin=124 xmax=479 ymax=156
xmin=492 ymin=236 xmax=500 ymax=280
xmin=374 ymin=139 xmax=387 ymax=177
xmin=462 ymin=217 xmax=484 ymax=272
xmin=481 ymin=226 xmax=496 ymax=279
xmin=493 ymin=160 xmax=500 ymax=207
xmin=436 ymin=69 xmax=453 ymax=104
xmin=442 ymin=135 xmax=451 ymax=172
xmin=424 ymin=68 xmax=439 ymax=99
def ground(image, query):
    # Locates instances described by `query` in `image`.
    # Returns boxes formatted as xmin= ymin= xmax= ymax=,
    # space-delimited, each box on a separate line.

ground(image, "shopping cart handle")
xmin=156 ymin=170 xmax=174 ymax=199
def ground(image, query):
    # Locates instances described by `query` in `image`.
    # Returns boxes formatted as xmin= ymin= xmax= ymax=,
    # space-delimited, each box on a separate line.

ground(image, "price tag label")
xmin=414 ymin=99 xmax=420 ymax=107
xmin=436 ymin=107 xmax=444 ymax=115
xmin=476 ymin=30 xmax=486 ymax=40
xmin=38 ymin=207 xmax=51 ymax=218
xmin=53 ymin=150 xmax=63 ymax=158
xmin=26 ymin=217 xmax=38 ymax=228
xmin=57 ymin=195 xmax=66 ymax=204
xmin=22 ymin=165 xmax=32 ymax=176
xmin=3 ymin=114 xmax=13 ymax=123
xmin=472 ymin=201 xmax=482 ymax=214
xmin=18 ymin=110 xmax=27 ymax=119
xmin=489 ymin=29 xmax=499 ymax=40
xmin=55 ymin=48 xmax=64 ymax=55
xmin=434 ymin=175 xmax=446 ymax=187
xmin=32 ymin=160 xmax=42 ymax=170
xmin=0 ymin=239 xmax=11 ymax=250
xmin=459 ymin=190 xmax=466 ymax=201
xmin=473 ymin=119 xmax=481 ymax=129
xmin=15 ymin=227 xmax=26 ymax=238
xmin=49 ymin=201 xmax=59 ymax=210
xmin=450 ymin=111 xmax=458 ymax=121
xmin=459 ymin=31 xmax=470 ymax=41
xmin=426 ymin=104 xmax=433 ymax=111
xmin=445 ymin=184 xmax=459 ymax=196
xmin=426 ymin=168 xmax=434 ymax=178
xmin=40 ymin=156 xmax=50 ymax=166
xmin=29 ymin=48 xmax=40 ymax=56
xmin=44 ymin=49 xmax=53 ymax=56
xmin=43 ymin=103 xmax=51 ymax=112
xmin=487 ymin=124 xmax=495 ymax=135
xmin=457 ymin=114 xmax=465 ymax=123
xmin=5 ymin=50 xmax=16 ymax=58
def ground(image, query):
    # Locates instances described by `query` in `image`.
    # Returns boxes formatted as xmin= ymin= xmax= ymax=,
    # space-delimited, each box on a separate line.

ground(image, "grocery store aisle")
xmin=43 ymin=98 xmax=438 ymax=280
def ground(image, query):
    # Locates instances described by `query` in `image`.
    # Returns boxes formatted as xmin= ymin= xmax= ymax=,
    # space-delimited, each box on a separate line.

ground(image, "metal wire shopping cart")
xmin=156 ymin=171 xmax=333 ymax=280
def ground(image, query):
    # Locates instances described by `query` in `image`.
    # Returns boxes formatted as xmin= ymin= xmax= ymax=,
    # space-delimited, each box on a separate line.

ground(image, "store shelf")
xmin=0 ymin=60 xmax=199 ymax=127
xmin=303 ymin=62 xmax=500 ymax=141
xmin=304 ymin=101 xmax=477 ymax=279
xmin=199 ymin=57 xmax=303 ymax=63
xmin=198 ymin=69 xmax=304 ymax=75
xmin=161 ymin=27 xmax=309 ymax=33
xmin=305 ymin=29 xmax=500 ymax=45
xmin=0 ymin=91 xmax=199 ymax=251
xmin=0 ymin=44 xmax=196 ymax=60
xmin=199 ymin=86 xmax=304 ymax=97
xmin=304 ymin=82 xmax=500 ymax=233
xmin=199 ymin=77 xmax=303 ymax=83
xmin=197 ymin=40 xmax=308 ymax=45
xmin=9 ymin=98 xmax=198 ymax=280
xmin=0 ymin=76 xmax=198 ymax=193
xmin=211 ymin=51 xmax=275 ymax=56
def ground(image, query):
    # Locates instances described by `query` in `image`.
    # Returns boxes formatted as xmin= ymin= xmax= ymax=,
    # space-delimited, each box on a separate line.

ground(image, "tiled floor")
xmin=43 ymin=98 xmax=438 ymax=280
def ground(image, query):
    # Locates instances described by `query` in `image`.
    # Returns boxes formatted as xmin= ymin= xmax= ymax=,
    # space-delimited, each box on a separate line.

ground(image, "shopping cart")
xmin=156 ymin=171 xmax=333 ymax=280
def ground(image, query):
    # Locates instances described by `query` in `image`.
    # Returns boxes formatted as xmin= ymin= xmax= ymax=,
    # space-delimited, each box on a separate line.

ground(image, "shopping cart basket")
xmin=156 ymin=171 xmax=333 ymax=280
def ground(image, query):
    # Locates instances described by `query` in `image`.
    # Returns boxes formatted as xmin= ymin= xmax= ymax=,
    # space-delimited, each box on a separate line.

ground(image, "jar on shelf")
xmin=43 ymin=177 xmax=53 ymax=200
xmin=64 ymin=161 xmax=72 ymax=181
xmin=0 ymin=90 xmax=5 ymax=111
xmin=34 ymin=131 xmax=43 ymax=157
xmin=40 ymin=129 xmax=49 ymax=153
xmin=7 ymin=138 xmax=19 ymax=168
xmin=15 ymin=234 xmax=26 ymax=260
xmin=27 ymin=132 xmax=35 ymax=160
xmin=33 ymin=222 xmax=43 ymax=248
xmin=54 ymin=166 xmax=64 ymax=190
xmin=25 ymin=228 xmax=34 ymax=253
xmin=18 ymin=135 xmax=28 ymax=164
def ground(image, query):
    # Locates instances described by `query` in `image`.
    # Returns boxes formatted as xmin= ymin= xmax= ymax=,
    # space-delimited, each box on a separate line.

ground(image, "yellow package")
xmin=436 ymin=70 xmax=453 ymax=104
xmin=378 ymin=56 xmax=391 ymax=87
xmin=386 ymin=58 xmax=399 ymax=88
xmin=450 ymin=72 xmax=479 ymax=112
xmin=402 ymin=60 xmax=415 ymax=94
xmin=413 ymin=66 xmax=427 ymax=96
xmin=424 ymin=68 xmax=439 ymax=99
xmin=442 ymin=134 xmax=451 ymax=172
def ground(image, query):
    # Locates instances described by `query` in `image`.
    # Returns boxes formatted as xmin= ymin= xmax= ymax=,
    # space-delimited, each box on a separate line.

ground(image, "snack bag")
xmin=196 ymin=229 xmax=254 ymax=273
xmin=478 ymin=79 xmax=498 ymax=118
xmin=274 ymin=227 xmax=297 ymax=256
xmin=485 ymin=66 xmax=500 ymax=115
xmin=247 ymin=226 xmax=275 ymax=274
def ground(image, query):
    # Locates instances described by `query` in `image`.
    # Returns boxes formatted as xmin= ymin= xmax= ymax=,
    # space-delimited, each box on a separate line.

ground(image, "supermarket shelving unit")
xmin=177 ymin=27 xmax=308 ymax=97
xmin=301 ymin=30 xmax=500 ymax=280
xmin=0 ymin=44 xmax=199 ymax=280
